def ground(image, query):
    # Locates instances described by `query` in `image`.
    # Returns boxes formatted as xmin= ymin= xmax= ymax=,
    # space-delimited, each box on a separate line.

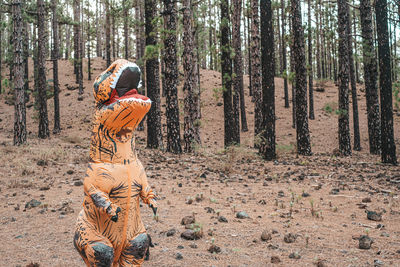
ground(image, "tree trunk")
xmin=105 ymin=0 xmax=111 ymax=67
xmin=316 ymin=0 xmax=321 ymax=80
xmin=232 ymin=0 xmax=248 ymax=133
xmin=360 ymin=0 xmax=381 ymax=154
xmin=281 ymin=0 xmax=289 ymax=108
xmin=347 ymin=7 xmax=361 ymax=151
xmin=65 ymin=25 xmax=70 ymax=59
xmin=337 ymin=0 xmax=351 ymax=155
xmin=259 ymin=0 xmax=276 ymax=160
xmin=163 ymin=0 xmax=182 ymax=154
xmin=183 ymin=0 xmax=201 ymax=152
xmin=123 ymin=0 xmax=129 ymax=59
xmin=292 ymin=0 xmax=311 ymax=155
xmin=73 ymin=0 xmax=79 ymax=80
xmin=37 ymin=0 xmax=49 ymax=139
xmin=307 ymin=0 xmax=314 ymax=120
xmin=145 ymin=0 xmax=163 ymax=149
xmin=52 ymin=0 xmax=60 ymax=133
xmin=13 ymin=0 xmax=26 ymax=145
xmin=220 ymin=0 xmax=235 ymax=147
xmin=251 ymin=0 xmax=262 ymax=143
xmin=375 ymin=0 xmax=397 ymax=164
xmin=23 ymin=9 xmax=29 ymax=102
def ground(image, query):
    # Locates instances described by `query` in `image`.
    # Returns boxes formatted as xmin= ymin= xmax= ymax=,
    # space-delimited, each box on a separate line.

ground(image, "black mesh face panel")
xmin=115 ymin=66 xmax=141 ymax=97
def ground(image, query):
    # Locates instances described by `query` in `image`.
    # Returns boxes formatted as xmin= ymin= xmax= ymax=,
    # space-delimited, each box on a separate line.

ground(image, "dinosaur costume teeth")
xmin=74 ymin=59 xmax=157 ymax=267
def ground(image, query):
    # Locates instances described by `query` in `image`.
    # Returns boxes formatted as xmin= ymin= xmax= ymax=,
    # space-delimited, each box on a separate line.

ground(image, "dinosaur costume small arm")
xmin=73 ymin=59 xmax=157 ymax=267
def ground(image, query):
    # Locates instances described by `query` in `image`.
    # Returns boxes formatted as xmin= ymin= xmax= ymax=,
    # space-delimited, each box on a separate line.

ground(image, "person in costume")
xmin=73 ymin=59 xmax=157 ymax=267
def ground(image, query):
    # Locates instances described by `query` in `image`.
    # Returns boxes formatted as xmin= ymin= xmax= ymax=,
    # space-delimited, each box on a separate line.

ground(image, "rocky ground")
xmin=0 ymin=58 xmax=399 ymax=267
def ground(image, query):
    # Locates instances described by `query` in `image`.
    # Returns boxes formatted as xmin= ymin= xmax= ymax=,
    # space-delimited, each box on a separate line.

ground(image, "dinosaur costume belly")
xmin=74 ymin=59 xmax=157 ymax=267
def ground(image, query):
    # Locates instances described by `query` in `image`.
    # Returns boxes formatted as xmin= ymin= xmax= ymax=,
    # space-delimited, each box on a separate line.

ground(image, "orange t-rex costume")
xmin=73 ymin=59 xmax=157 ymax=267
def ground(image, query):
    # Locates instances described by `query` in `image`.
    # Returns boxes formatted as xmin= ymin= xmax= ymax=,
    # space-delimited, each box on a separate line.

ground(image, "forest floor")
xmin=0 ymin=57 xmax=400 ymax=267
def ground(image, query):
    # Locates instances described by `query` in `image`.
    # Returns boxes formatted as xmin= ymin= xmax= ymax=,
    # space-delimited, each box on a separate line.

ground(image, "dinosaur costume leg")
xmin=74 ymin=211 xmax=115 ymax=266
xmin=73 ymin=59 xmax=157 ymax=267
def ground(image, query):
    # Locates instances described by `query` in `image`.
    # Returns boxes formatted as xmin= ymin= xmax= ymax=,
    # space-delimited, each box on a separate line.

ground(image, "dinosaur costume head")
xmin=90 ymin=59 xmax=151 ymax=163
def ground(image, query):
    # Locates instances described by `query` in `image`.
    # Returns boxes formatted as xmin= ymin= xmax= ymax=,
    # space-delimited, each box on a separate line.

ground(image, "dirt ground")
xmin=0 ymin=58 xmax=399 ymax=267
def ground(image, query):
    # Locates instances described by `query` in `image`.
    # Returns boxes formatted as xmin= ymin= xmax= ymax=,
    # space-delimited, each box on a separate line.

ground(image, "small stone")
xmin=362 ymin=197 xmax=372 ymax=203
xmin=278 ymin=191 xmax=285 ymax=197
xmin=301 ymin=192 xmax=310 ymax=197
xmin=66 ymin=170 xmax=74 ymax=175
xmin=289 ymin=252 xmax=301 ymax=259
xmin=36 ymin=160 xmax=47 ymax=166
xmin=380 ymin=232 xmax=389 ymax=237
xmin=175 ymin=252 xmax=183 ymax=260
xmin=236 ymin=211 xmax=249 ymax=219
xmin=316 ymin=260 xmax=328 ymax=267
xmin=359 ymin=235 xmax=373 ymax=249
xmin=208 ymin=244 xmax=221 ymax=254
xmin=217 ymin=216 xmax=228 ymax=223
xmin=181 ymin=229 xmax=202 ymax=240
xmin=66 ymin=189 xmax=73 ymax=195
xmin=177 ymin=245 xmax=184 ymax=249
xmin=367 ymin=210 xmax=382 ymax=221
xmin=205 ymin=207 xmax=215 ymax=213
xmin=330 ymin=188 xmax=340 ymax=195
xmin=77 ymin=96 xmax=84 ymax=101
xmin=374 ymin=259 xmax=384 ymax=266
xmin=178 ymin=183 xmax=182 ymax=187
xmin=284 ymin=233 xmax=297 ymax=243
xmin=166 ymin=228 xmax=176 ymax=237
xmin=200 ymin=172 xmax=207 ymax=178
xmin=271 ymin=256 xmax=281 ymax=263
xmin=39 ymin=186 xmax=50 ymax=191
xmin=376 ymin=224 xmax=385 ymax=229
xmin=181 ymin=215 xmax=195 ymax=225
xmin=261 ymin=230 xmax=272 ymax=242
xmin=25 ymin=199 xmax=41 ymax=209
xmin=268 ymin=244 xmax=279 ymax=250
xmin=74 ymin=181 xmax=83 ymax=186
xmin=186 ymin=197 xmax=193 ymax=204
xmin=396 ymin=249 xmax=400 ymax=254
xmin=189 ymin=243 xmax=198 ymax=249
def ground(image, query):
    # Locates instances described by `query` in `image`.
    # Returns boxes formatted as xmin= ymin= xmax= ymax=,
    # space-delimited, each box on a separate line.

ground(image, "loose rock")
xmin=175 ymin=252 xmax=183 ymax=260
xmin=181 ymin=229 xmax=202 ymax=240
xmin=367 ymin=210 xmax=382 ymax=221
xmin=217 ymin=216 xmax=228 ymax=223
xmin=271 ymin=256 xmax=281 ymax=263
xmin=284 ymin=233 xmax=297 ymax=243
xmin=289 ymin=252 xmax=301 ymax=259
xmin=166 ymin=228 xmax=176 ymax=237
xmin=236 ymin=211 xmax=249 ymax=219
xmin=181 ymin=215 xmax=195 ymax=225
xmin=208 ymin=244 xmax=221 ymax=254
xmin=25 ymin=199 xmax=41 ymax=209
xmin=261 ymin=230 xmax=272 ymax=242
xmin=359 ymin=235 xmax=373 ymax=249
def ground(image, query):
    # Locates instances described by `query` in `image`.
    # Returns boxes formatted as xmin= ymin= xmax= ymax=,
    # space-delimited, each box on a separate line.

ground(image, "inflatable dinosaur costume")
xmin=74 ymin=59 xmax=157 ymax=267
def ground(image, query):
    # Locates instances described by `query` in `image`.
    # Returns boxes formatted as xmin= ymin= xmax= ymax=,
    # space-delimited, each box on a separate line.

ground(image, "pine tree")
xmin=292 ymin=0 xmax=311 ymax=155
xmin=52 ymin=0 xmax=60 ymax=133
xmin=232 ymin=0 xmax=248 ymax=133
xmin=145 ymin=0 xmax=163 ymax=149
xmin=163 ymin=0 xmax=182 ymax=154
xmin=250 ymin=0 xmax=262 ymax=141
xmin=37 ymin=0 xmax=49 ymax=139
xmin=307 ymin=0 xmax=314 ymax=120
xmin=360 ymin=0 xmax=381 ymax=155
xmin=375 ymin=0 xmax=397 ymax=164
xmin=281 ymin=0 xmax=289 ymax=108
xmin=221 ymin=0 xmax=235 ymax=147
xmin=105 ymin=0 xmax=111 ymax=67
xmin=347 ymin=7 xmax=360 ymax=151
xmin=183 ymin=0 xmax=201 ymax=152
xmin=12 ymin=0 xmax=26 ymax=145
xmin=259 ymin=0 xmax=276 ymax=160
xmin=337 ymin=0 xmax=351 ymax=155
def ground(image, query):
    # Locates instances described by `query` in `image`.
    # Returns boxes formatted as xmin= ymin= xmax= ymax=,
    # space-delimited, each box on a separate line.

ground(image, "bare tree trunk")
xmin=221 ymin=0 xmax=235 ymax=147
xmin=37 ymin=0 xmax=49 ymax=139
xmin=259 ymin=0 xmax=276 ymax=160
xmin=123 ymin=0 xmax=129 ymax=59
xmin=232 ymin=0 xmax=248 ymax=133
xmin=13 ymin=0 xmax=26 ymax=145
xmin=163 ymin=0 xmax=182 ymax=154
xmin=145 ymin=0 xmax=163 ymax=149
xmin=347 ymin=8 xmax=361 ymax=151
xmin=292 ymin=0 xmax=311 ymax=155
xmin=281 ymin=0 xmax=289 ymax=108
xmin=308 ymin=0 xmax=314 ymax=120
xmin=73 ymin=0 xmax=79 ymax=80
xmin=105 ymin=0 xmax=111 ymax=67
xmin=376 ymin=0 xmax=397 ymax=164
xmin=337 ymin=0 xmax=351 ymax=155
xmin=183 ymin=0 xmax=201 ymax=152
xmin=360 ymin=0 xmax=381 ymax=154
xmin=251 ymin=0 xmax=262 ymax=143
xmin=52 ymin=0 xmax=60 ymax=133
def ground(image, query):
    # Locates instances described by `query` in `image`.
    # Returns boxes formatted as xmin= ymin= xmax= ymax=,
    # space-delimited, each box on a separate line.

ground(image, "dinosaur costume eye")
xmin=93 ymin=59 xmax=142 ymax=104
